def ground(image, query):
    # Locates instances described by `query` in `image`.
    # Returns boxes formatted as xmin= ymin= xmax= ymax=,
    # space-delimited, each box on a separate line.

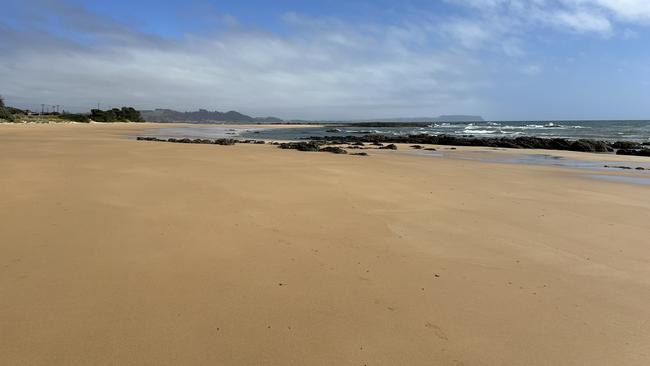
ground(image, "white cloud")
xmin=2 ymin=0 xmax=649 ymax=120
xmin=0 ymin=8 xmax=488 ymax=119
xmin=549 ymin=9 xmax=612 ymax=34
xmin=449 ymin=0 xmax=650 ymax=34
xmin=584 ymin=0 xmax=650 ymax=23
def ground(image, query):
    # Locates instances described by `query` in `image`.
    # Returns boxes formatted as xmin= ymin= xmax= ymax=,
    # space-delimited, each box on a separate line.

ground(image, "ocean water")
xmin=242 ymin=120 xmax=650 ymax=142
xmin=144 ymin=120 xmax=650 ymax=142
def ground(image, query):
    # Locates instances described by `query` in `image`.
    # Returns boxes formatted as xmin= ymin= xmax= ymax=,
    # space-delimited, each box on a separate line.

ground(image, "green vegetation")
xmin=58 ymin=113 xmax=91 ymax=123
xmin=90 ymin=107 xmax=144 ymax=122
xmin=0 ymin=96 xmax=16 ymax=122
xmin=0 ymin=96 xmax=144 ymax=123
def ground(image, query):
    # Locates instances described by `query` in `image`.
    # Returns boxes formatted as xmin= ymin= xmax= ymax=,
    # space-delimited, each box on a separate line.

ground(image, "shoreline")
xmin=134 ymin=131 xmax=650 ymax=180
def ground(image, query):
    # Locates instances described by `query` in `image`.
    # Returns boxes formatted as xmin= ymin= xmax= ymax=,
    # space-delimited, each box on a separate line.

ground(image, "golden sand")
xmin=1 ymin=123 xmax=649 ymax=365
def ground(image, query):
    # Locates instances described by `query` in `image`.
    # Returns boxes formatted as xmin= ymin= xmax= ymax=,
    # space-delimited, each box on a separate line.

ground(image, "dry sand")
xmin=1 ymin=123 xmax=649 ymax=365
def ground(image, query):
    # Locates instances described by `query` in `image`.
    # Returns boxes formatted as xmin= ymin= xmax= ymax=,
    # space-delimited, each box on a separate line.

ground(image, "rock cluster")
xmin=137 ymin=136 xmax=240 ymax=145
xmin=306 ymin=134 xmax=650 ymax=154
xmin=604 ymin=165 xmax=647 ymax=170
xmin=277 ymin=141 xmax=322 ymax=151
xmin=319 ymin=146 xmax=348 ymax=154
xmin=616 ymin=149 xmax=650 ymax=157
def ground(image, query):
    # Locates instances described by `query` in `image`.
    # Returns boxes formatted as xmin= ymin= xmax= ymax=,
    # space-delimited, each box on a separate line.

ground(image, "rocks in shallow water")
xmin=569 ymin=139 xmax=611 ymax=153
xmin=424 ymin=148 xmax=437 ymax=151
xmin=380 ymin=144 xmax=397 ymax=150
xmin=214 ymin=139 xmax=236 ymax=145
xmin=239 ymin=139 xmax=265 ymax=144
xmin=351 ymin=152 xmax=369 ymax=156
xmin=304 ymin=134 xmax=633 ymax=154
xmin=410 ymin=145 xmax=423 ymax=149
xmin=612 ymin=141 xmax=641 ymax=149
xmin=319 ymin=146 xmax=348 ymax=154
xmin=616 ymin=148 xmax=650 ymax=157
xmin=603 ymin=165 xmax=647 ymax=170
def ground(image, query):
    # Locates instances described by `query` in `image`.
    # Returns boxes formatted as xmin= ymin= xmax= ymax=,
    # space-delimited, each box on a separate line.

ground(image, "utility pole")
xmin=41 ymin=104 xmax=44 ymax=114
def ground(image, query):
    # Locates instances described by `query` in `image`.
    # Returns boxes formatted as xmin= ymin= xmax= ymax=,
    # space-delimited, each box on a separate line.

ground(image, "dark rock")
xmin=137 ymin=136 xmax=161 ymax=141
xmin=612 ymin=141 xmax=641 ymax=149
xmin=351 ymin=152 xmax=369 ymax=156
xmin=635 ymin=167 xmax=646 ymax=170
xmin=380 ymin=144 xmax=397 ymax=150
xmin=277 ymin=141 xmax=322 ymax=152
xmin=303 ymin=133 xmax=639 ymax=155
xmin=410 ymin=145 xmax=423 ymax=149
xmin=569 ymin=139 xmax=610 ymax=153
xmin=319 ymin=146 xmax=348 ymax=154
xmin=617 ymin=148 xmax=650 ymax=157
xmin=214 ymin=139 xmax=236 ymax=145
xmin=424 ymin=148 xmax=437 ymax=151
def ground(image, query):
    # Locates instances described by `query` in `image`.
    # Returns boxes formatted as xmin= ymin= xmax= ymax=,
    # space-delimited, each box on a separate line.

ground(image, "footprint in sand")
xmin=425 ymin=322 xmax=449 ymax=340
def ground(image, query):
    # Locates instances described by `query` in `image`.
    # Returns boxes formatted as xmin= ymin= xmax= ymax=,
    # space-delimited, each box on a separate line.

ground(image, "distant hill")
xmin=140 ymin=109 xmax=284 ymax=123
xmin=355 ymin=115 xmax=484 ymax=123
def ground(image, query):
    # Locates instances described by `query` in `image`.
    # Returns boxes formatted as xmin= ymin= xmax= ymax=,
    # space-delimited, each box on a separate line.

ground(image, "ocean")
xmin=145 ymin=120 xmax=650 ymax=142
xmin=243 ymin=120 xmax=650 ymax=142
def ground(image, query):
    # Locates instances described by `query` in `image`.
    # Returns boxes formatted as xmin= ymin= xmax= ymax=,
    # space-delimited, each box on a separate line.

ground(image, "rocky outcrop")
xmin=137 ymin=137 xmax=238 ymax=145
xmin=319 ymin=146 xmax=348 ymax=154
xmin=277 ymin=141 xmax=322 ymax=151
xmin=616 ymin=148 xmax=650 ymax=157
xmin=379 ymin=144 xmax=397 ymax=150
xmin=305 ymin=134 xmax=650 ymax=155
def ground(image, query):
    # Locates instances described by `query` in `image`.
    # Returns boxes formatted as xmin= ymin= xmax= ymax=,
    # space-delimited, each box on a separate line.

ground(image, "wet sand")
xmin=1 ymin=123 xmax=649 ymax=365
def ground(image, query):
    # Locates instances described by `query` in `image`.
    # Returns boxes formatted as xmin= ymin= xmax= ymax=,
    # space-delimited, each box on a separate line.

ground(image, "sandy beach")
xmin=1 ymin=123 xmax=649 ymax=365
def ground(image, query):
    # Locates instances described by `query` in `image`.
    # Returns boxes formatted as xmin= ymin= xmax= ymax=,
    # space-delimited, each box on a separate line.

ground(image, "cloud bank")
xmin=1 ymin=0 xmax=649 ymax=119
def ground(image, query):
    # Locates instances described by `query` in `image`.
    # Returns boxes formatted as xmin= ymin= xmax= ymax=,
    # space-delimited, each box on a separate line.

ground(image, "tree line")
xmin=0 ymin=97 xmax=145 ymax=123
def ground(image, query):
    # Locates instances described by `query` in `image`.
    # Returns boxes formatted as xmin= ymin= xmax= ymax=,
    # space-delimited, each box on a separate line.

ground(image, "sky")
xmin=1 ymin=0 xmax=650 ymax=120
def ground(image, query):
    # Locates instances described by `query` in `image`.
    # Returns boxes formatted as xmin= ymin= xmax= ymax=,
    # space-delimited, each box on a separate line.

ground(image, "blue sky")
xmin=1 ymin=0 xmax=650 ymax=120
